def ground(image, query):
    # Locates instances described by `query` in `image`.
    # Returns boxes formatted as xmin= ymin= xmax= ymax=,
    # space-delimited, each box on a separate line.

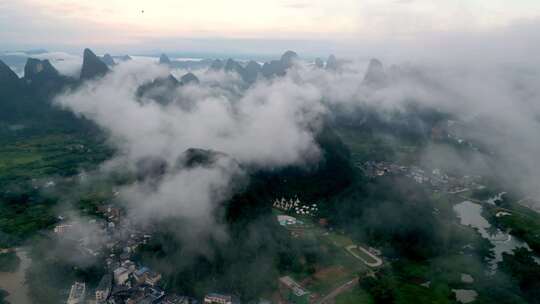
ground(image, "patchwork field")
xmin=0 ymin=133 xmax=111 ymax=183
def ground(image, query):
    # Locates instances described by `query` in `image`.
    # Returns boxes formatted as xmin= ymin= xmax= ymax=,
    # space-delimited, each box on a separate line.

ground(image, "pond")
xmin=0 ymin=248 xmax=32 ymax=304
xmin=453 ymin=289 xmax=478 ymax=304
xmin=453 ymin=201 xmax=532 ymax=270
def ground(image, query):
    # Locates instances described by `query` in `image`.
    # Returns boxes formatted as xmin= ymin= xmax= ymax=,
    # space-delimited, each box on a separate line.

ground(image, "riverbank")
xmin=0 ymin=248 xmax=32 ymax=304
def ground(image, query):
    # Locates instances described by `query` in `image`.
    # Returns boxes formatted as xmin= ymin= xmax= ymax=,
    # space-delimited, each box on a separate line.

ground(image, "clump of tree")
xmin=0 ymin=288 xmax=10 ymax=304
xmin=499 ymin=248 xmax=540 ymax=304
xmin=321 ymin=175 xmax=447 ymax=261
xmin=360 ymin=271 xmax=396 ymax=304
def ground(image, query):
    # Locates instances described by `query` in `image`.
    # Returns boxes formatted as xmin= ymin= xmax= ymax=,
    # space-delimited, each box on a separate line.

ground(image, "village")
xmin=55 ymin=204 xmax=240 ymax=304
xmin=359 ymin=161 xmax=483 ymax=194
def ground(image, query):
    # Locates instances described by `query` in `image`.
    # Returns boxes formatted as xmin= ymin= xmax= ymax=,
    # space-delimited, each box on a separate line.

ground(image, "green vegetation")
xmin=0 ymin=194 xmax=57 ymax=246
xmin=294 ymin=231 xmax=366 ymax=295
xmin=0 ymin=132 xmax=112 ymax=246
xmin=0 ymin=133 xmax=111 ymax=184
xmin=485 ymin=197 xmax=540 ymax=254
xmin=326 ymin=124 xmax=532 ymax=304
xmin=499 ymin=248 xmax=540 ymax=304
xmin=335 ymin=288 xmax=373 ymax=304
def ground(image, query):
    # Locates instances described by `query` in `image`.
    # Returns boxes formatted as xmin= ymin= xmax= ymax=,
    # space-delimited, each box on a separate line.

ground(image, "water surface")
xmin=454 ymin=201 xmax=531 ymax=269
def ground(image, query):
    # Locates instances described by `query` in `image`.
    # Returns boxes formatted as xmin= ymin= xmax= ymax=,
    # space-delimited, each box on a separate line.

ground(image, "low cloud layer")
xmin=55 ymin=54 xmax=540 ymax=244
xmin=55 ymin=60 xmax=326 ymax=240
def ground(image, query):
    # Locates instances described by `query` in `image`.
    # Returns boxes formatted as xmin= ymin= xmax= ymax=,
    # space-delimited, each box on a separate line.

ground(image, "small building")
xmin=96 ymin=274 xmax=112 ymax=303
xmin=278 ymin=276 xmax=309 ymax=304
xmin=163 ymin=295 xmax=198 ymax=304
xmin=54 ymin=224 xmax=73 ymax=234
xmin=96 ymin=274 xmax=113 ymax=303
xmin=278 ymin=276 xmax=309 ymax=297
xmin=122 ymin=260 xmax=137 ymax=272
xmin=277 ymin=215 xmax=299 ymax=226
xmin=114 ymin=266 xmax=133 ymax=286
xmin=204 ymin=293 xmax=233 ymax=304
xmin=133 ymin=267 xmax=162 ymax=286
xmin=67 ymin=282 xmax=86 ymax=304
xmin=126 ymin=286 xmax=165 ymax=304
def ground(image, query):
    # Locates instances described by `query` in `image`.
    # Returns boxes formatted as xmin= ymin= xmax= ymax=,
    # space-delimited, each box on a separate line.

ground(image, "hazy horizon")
xmin=2 ymin=0 xmax=540 ymax=62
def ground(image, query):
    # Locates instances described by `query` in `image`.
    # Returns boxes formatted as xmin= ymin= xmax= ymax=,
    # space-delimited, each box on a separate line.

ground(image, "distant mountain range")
xmin=0 ymin=48 xmax=113 ymax=133
xmin=0 ymin=47 xmax=388 ymax=133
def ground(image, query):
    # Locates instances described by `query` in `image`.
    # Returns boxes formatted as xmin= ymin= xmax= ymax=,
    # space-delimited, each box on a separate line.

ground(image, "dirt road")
xmin=315 ymin=277 xmax=359 ymax=304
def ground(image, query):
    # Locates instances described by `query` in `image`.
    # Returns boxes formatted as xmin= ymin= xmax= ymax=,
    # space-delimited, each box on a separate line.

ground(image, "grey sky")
xmin=2 ymin=0 xmax=540 ymax=58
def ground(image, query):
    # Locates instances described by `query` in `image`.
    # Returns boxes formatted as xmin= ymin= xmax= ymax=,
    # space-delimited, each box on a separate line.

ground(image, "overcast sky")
xmin=2 ymin=0 xmax=540 ymax=58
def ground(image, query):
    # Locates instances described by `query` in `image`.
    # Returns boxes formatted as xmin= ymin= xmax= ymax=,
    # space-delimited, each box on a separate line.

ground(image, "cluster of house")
xmin=97 ymin=204 xmax=122 ymax=224
xmin=53 ymin=203 xmax=151 ymax=261
xmin=53 ymin=220 xmax=104 ymax=257
xmin=105 ymin=262 xmax=166 ymax=303
xmin=66 ymin=252 xmax=238 ymax=304
xmin=273 ymin=197 xmax=301 ymax=211
xmin=67 ymin=270 xmax=236 ymax=304
xmin=272 ymin=197 xmax=319 ymax=217
xmin=361 ymin=161 xmax=482 ymax=194
xmin=62 ymin=203 xmax=240 ymax=304
xmin=66 ymin=143 xmax=87 ymax=152
xmin=361 ymin=161 xmax=407 ymax=178
xmin=293 ymin=204 xmax=318 ymax=217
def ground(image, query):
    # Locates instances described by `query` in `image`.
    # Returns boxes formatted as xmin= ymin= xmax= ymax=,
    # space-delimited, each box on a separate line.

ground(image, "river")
xmin=0 ymin=248 xmax=32 ymax=304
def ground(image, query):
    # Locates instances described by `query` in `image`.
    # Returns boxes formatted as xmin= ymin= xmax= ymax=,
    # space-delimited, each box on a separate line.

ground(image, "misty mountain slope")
xmin=23 ymin=58 xmax=77 ymax=98
xmin=101 ymin=53 xmax=116 ymax=66
xmin=129 ymin=126 xmax=355 ymax=301
xmin=204 ymin=51 xmax=297 ymax=84
xmin=0 ymin=48 xmax=117 ymax=135
xmin=136 ymin=74 xmax=181 ymax=105
xmin=136 ymin=72 xmax=201 ymax=105
xmin=0 ymin=59 xmax=21 ymax=89
xmin=28 ymin=54 xmax=365 ymax=302
xmin=223 ymin=123 xmax=354 ymax=224
xmin=180 ymin=72 xmax=200 ymax=85
xmin=80 ymin=48 xmax=109 ymax=80
xmin=0 ymin=49 xmax=116 ymax=246
xmin=0 ymin=59 xmax=29 ymax=122
xmin=0 ymin=59 xmax=76 ymax=130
